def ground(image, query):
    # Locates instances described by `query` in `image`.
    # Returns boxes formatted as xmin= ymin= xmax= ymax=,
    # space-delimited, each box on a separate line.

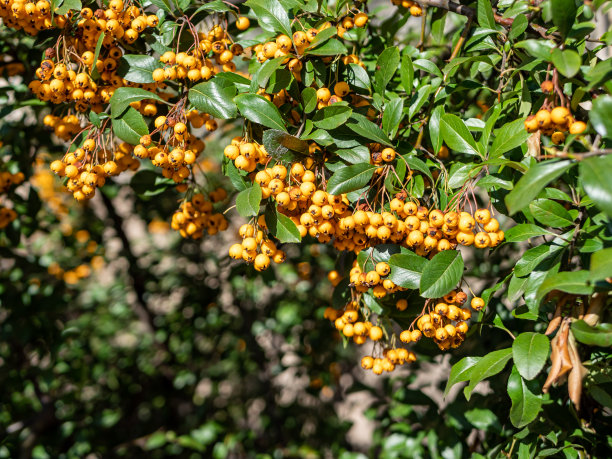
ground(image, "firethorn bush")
xmin=1 ymin=0 xmax=612 ymax=456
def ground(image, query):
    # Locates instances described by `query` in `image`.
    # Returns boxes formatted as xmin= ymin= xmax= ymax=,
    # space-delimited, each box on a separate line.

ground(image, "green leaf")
xmin=571 ymin=320 xmax=612 ymax=347
xmin=235 ymin=94 xmax=286 ymax=131
xmin=429 ymin=105 xmax=444 ymax=155
xmin=388 ymin=252 xmax=427 ymax=289
xmin=512 ymin=332 xmax=550 ymax=380
xmin=346 ymin=113 xmax=393 ymax=146
xmin=551 ymin=0 xmax=578 ymax=39
xmin=536 ymin=270 xmax=593 ymax=301
xmin=305 ymin=39 xmax=348 ymax=56
xmin=514 ymin=245 xmax=561 ymax=277
xmin=419 ymin=250 xmax=464 ymax=298
xmin=313 ymin=105 xmax=353 ymax=129
xmin=440 ymin=114 xmax=481 ymax=156
xmin=529 ymin=199 xmax=574 ymax=228
xmin=250 ymin=56 xmax=288 ymax=91
xmin=464 ymin=348 xmax=513 ymax=400
xmin=505 ymin=160 xmax=574 ymax=215
xmin=245 ymin=0 xmax=292 ymax=37
xmin=111 ymin=107 xmax=149 ymax=145
xmin=90 ymin=32 xmax=105 ymax=80
xmin=590 ymin=248 xmax=612 ymax=281
xmin=235 ymin=184 xmax=262 ymax=218
xmin=413 ymin=59 xmax=443 ymax=78
xmin=515 ymin=39 xmax=555 ymax=60
xmin=326 ymin=163 xmax=377 ymax=195
xmin=400 ymin=55 xmax=414 ymax=93
xmin=400 ymin=154 xmax=434 ymax=184
xmin=374 ymin=47 xmax=400 ymax=95
xmin=505 ymin=224 xmax=555 ymax=242
xmin=507 ymin=366 xmax=543 ymax=428
xmin=552 ymin=49 xmax=581 ymax=78
xmin=489 ymin=118 xmax=531 ymax=158
xmin=53 ymin=0 xmax=81 ymax=15
xmin=382 ymin=98 xmax=404 ymax=139
xmin=509 ymin=14 xmax=528 ymax=41
xmin=589 ymin=94 xmax=612 ymax=139
xmin=189 ymin=79 xmax=237 ymax=120
xmin=264 ymin=205 xmax=301 ymax=243
xmin=117 ymin=55 xmax=160 ymax=84
xmin=301 ymin=87 xmax=317 ymax=113
xmin=477 ymin=0 xmax=496 ymax=29
xmin=110 ymin=87 xmax=165 ymax=118
xmin=346 ymin=63 xmax=371 ymax=93
xmin=444 ymin=356 xmax=481 ymax=397
xmin=305 ymin=26 xmax=337 ymax=49
xmin=262 ymin=129 xmax=308 ymax=161
xmin=580 ymin=155 xmax=612 ymax=217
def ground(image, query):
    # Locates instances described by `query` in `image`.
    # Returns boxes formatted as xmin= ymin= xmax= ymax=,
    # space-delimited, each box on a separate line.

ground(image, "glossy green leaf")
xmin=580 ymin=155 xmax=612 ymax=217
xmin=346 ymin=63 xmax=371 ymax=93
xmin=305 ymin=39 xmax=348 ymax=56
xmin=551 ymin=0 xmax=578 ymax=39
xmin=189 ymin=79 xmax=238 ymax=120
xmin=504 ymin=224 xmax=554 ymax=242
xmin=313 ymin=105 xmax=352 ymax=129
xmin=419 ymin=250 xmax=464 ymax=298
xmin=245 ymin=0 xmax=292 ymax=37
xmin=110 ymin=87 xmax=165 ymax=118
xmin=477 ymin=0 xmax=496 ymax=29
xmin=375 ymin=47 xmax=400 ymax=94
xmin=235 ymin=184 xmax=262 ymax=218
xmin=464 ymin=348 xmax=513 ymax=400
xmin=589 ymin=94 xmax=612 ymax=138
xmin=326 ymin=163 xmax=377 ymax=195
xmin=301 ymin=87 xmax=317 ymax=113
xmin=512 ymin=332 xmax=550 ymax=380
xmin=589 ymin=248 xmax=612 ymax=281
xmin=440 ymin=114 xmax=480 ymax=156
xmin=265 ymin=204 xmax=301 ymax=243
xmin=111 ymin=107 xmax=148 ymax=145
xmin=507 ymin=366 xmax=543 ymax=428
xmin=444 ymin=356 xmax=482 ymax=397
xmin=346 ymin=113 xmax=393 ymax=146
xmin=400 ymin=55 xmax=414 ymax=93
xmin=536 ymin=270 xmax=593 ymax=301
xmin=235 ymin=94 xmax=286 ymax=131
xmin=489 ymin=118 xmax=531 ymax=158
xmin=571 ymin=320 xmax=612 ymax=347
xmin=382 ymin=98 xmax=404 ymax=139
xmin=552 ymin=49 xmax=581 ymax=77
xmin=529 ymin=199 xmax=574 ymax=228
xmin=505 ymin=160 xmax=574 ymax=215
xmin=388 ymin=252 xmax=427 ymax=289
xmin=262 ymin=129 xmax=308 ymax=161
xmin=117 ymin=55 xmax=160 ymax=84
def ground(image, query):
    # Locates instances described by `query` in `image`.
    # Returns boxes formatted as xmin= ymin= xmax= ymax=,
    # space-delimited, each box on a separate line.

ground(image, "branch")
xmin=417 ymin=0 xmax=474 ymax=18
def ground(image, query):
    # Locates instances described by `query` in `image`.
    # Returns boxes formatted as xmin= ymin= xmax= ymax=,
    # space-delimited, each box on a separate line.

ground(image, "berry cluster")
xmin=524 ymin=106 xmax=587 ymax=144
xmin=50 ymin=139 xmax=139 ymax=201
xmin=228 ymin=222 xmax=287 ymax=271
xmin=0 ymin=0 xmax=54 ymax=35
xmin=170 ymin=192 xmax=228 ymax=239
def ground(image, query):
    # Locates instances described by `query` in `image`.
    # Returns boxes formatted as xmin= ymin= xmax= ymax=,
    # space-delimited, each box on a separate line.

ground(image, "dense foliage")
xmin=1 ymin=0 xmax=612 ymax=457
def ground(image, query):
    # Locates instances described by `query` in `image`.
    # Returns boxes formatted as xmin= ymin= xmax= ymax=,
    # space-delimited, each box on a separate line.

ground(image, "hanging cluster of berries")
xmin=401 ymin=290 xmax=480 ymax=351
xmin=49 ymin=139 xmax=139 ymax=201
xmin=524 ymin=105 xmax=587 ymax=144
xmin=137 ymin=109 xmax=211 ymax=184
xmin=43 ymin=114 xmax=82 ymax=142
xmin=170 ymin=192 xmax=228 ymax=239
xmin=224 ymin=138 xmax=271 ymax=173
xmin=228 ymin=222 xmax=287 ymax=271
xmin=28 ymin=3 xmax=158 ymax=112
xmin=0 ymin=169 xmax=24 ymax=229
xmin=153 ymin=25 xmax=244 ymax=84
xmin=324 ymin=299 xmax=417 ymax=374
xmin=0 ymin=0 xmax=54 ymax=35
